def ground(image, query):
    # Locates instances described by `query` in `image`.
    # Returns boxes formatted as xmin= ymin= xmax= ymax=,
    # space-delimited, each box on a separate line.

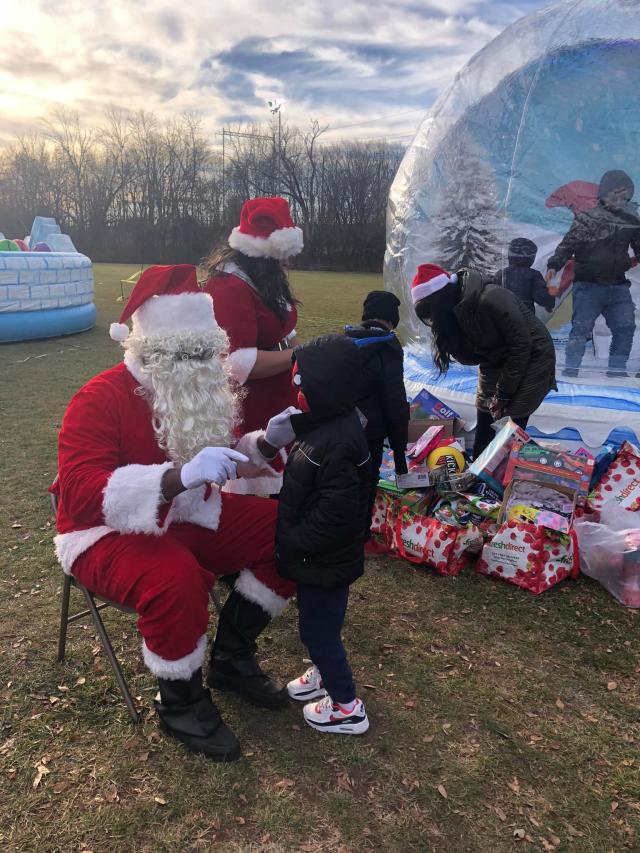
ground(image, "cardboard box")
xmin=499 ymin=479 xmax=577 ymax=533
xmin=504 ymin=441 xmax=594 ymax=498
xmin=396 ymin=469 xmax=431 ymax=489
xmin=412 ymin=389 xmax=460 ymax=421
xmin=407 ymin=418 xmax=453 ymax=443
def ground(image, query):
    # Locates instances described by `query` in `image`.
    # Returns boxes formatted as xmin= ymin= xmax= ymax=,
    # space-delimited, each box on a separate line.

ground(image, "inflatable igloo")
xmin=0 ymin=216 xmax=95 ymax=343
xmin=385 ymin=0 xmax=640 ymax=447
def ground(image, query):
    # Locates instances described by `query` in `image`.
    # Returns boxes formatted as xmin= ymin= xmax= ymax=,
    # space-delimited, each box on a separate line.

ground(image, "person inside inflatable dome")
xmin=496 ymin=237 xmax=555 ymax=316
xmin=546 ymin=169 xmax=640 ymax=378
xmin=411 ymin=264 xmax=556 ymax=459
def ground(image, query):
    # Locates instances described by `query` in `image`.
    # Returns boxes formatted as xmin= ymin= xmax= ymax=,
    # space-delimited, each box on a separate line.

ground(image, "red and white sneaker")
xmin=287 ymin=665 xmax=327 ymax=702
xmin=303 ymin=695 xmax=369 ymax=735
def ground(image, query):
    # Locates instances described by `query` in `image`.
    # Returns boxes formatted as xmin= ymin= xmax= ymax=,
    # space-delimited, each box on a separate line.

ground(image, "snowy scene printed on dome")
xmin=385 ymin=0 xmax=640 ymax=447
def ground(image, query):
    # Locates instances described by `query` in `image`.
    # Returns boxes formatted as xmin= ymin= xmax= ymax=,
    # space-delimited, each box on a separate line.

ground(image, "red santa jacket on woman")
xmin=204 ymin=265 xmax=298 ymax=433
xmin=53 ymin=352 xmax=273 ymax=575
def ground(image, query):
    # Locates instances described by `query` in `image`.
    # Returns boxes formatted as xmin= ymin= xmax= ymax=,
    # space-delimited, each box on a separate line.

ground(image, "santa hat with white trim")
xmin=109 ymin=264 xmax=216 ymax=342
xmin=228 ymin=196 xmax=303 ymax=260
xmin=411 ymin=264 xmax=458 ymax=304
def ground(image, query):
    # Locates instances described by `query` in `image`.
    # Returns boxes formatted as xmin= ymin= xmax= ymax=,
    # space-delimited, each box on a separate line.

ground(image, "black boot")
xmin=208 ymin=591 xmax=289 ymax=710
xmin=155 ymin=669 xmax=241 ymax=762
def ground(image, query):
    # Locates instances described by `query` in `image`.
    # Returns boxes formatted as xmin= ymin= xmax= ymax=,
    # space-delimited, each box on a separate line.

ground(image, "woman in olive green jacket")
xmin=410 ymin=263 xmax=556 ymax=458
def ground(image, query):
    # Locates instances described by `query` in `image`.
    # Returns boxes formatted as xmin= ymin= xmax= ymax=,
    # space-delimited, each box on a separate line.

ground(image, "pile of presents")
xmin=370 ymin=390 xmax=640 ymax=607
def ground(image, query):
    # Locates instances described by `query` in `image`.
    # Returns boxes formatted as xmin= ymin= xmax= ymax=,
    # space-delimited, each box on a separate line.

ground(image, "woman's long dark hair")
xmin=205 ymin=245 xmax=299 ymax=321
xmin=415 ymin=279 xmax=477 ymax=374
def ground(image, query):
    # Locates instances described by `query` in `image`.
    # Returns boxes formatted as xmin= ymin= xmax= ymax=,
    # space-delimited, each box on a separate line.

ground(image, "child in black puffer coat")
xmin=276 ymin=334 xmax=371 ymax=736
xmin=496 ymin=238 xmax=555 ymax=315
xmin=345 ymin=290 xmax=410 ymax=543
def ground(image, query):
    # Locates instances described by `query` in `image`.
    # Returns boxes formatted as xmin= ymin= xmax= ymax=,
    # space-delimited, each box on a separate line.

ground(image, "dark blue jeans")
xmin=566 ymin=281 xmax=636 ymax=370
xmin=297 ymin=583 xmax=355 ymax=704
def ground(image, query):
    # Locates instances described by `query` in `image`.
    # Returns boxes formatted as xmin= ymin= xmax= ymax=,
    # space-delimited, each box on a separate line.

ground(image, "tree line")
xmin=0 ymin=109 xmax=404 ymax=271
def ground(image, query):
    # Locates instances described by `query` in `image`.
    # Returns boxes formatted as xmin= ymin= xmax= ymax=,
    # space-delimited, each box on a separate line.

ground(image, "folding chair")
xmin=52 ymin=489 xmax=222 ymax=725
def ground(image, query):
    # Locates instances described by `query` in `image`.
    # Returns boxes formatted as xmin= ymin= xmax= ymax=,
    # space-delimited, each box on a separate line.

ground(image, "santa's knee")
xmin=136 ymin=552 xmax=212 ymax=680
xmin=234 ymin=568 xmax=294 ymax=619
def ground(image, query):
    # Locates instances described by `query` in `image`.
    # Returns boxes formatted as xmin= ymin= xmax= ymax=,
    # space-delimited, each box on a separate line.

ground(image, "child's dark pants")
xmin=297 ymin=583 xmax=356 ymax=704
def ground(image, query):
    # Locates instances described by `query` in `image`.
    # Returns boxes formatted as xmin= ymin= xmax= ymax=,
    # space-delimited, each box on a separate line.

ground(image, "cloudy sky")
xmin=0 ymin=0 xmax=548 ymax=146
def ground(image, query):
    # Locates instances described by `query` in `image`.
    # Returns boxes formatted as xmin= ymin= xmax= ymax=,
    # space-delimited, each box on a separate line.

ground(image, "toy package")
xmin=411 ymin=389 xmax=460 ymax=422
xmin=431 ymin=492 xmax=501 ymax=541
xmin=468 ymin=420 xmax=531 ymax=494
xmin=406 ymin=425 xmax=446 ymax=463
xmin=502 ymin=480 xmax=576 ymax=534
xmin=590 ymin=443 xmax=620 ymax=490
xmin=504 ymin=441 xmax=594 ymax=499
xmin=379 ymin=446 xmax=433 ymax=490
xmin=589 ymin=441 xmax=640 ymax=512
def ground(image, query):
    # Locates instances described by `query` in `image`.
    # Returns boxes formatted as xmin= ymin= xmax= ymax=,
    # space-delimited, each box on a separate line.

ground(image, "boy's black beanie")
xmin=508 ymin=237 xmax=538 ymax=267
xmin=362 ymin=290 xmax=400 ymax=326
xmin=598 ymin=169 xmax=635 ymax=200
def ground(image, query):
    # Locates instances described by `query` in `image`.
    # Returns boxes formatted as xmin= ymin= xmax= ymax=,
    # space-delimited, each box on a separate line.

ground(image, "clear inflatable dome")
xmin=385 ymin=0 xmax=640 ymax=445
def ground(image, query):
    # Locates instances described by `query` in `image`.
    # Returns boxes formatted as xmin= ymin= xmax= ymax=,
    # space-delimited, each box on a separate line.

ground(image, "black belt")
xmin=268 ymin=337 xmax=294 ymax=352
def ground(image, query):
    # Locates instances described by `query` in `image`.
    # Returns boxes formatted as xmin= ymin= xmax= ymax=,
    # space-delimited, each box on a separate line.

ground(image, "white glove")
xmin=265 ymin=406 xmax=302 ymax=449
xmin=180 ymin=447 xmax=249 ymax=489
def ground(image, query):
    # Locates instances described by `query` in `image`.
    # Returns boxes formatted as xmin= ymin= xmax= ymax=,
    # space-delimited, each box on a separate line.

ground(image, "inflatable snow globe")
xmin=386 ymin=0 xmax=640 ymax=447
xmin=0 ymin=216 xmax=95 ymax=342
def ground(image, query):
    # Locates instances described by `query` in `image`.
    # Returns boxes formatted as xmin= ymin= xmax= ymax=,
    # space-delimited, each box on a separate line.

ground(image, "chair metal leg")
xmin=81 ymin=587 xmax=141 ymax=724
xmin=57 ymin=574 xmax=73 ymax=662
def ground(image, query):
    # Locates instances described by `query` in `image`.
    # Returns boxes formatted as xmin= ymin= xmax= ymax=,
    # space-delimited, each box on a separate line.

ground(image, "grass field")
xmin=1 ymin=264 xmax=639 ymax=853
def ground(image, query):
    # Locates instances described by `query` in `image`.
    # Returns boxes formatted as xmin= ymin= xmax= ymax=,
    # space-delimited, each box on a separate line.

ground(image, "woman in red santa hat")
xmin=410 ymin=263 xmax=556 ymax=459
xmin=203 ymin=197 xmax=303 ymax=493
xmin=53 ymin=265 xmax=299 ymax=762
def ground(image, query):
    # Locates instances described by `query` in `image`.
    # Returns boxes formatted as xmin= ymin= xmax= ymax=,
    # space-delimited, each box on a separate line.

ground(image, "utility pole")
xmin=218 ymin=127 xmax=276 ymax=207
xmin=268 ymin=99 xmax=283 ymax=193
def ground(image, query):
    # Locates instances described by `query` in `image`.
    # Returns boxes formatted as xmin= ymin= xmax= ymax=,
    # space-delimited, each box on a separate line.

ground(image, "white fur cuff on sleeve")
xmin=228 ymin=347 xmax=257 ymax=384
xmin=234 ymin=431 xmax=279 ymax=479
xmin=102 ymin=461 xmax=174 ymax=535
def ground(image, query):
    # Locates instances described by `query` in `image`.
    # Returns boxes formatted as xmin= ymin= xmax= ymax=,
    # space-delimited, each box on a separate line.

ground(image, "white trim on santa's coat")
xmin=228 ymin=347 xmax=258 ymax=384
xmin=142 ymin=633 xmax=208 ymax=680
xmin=234 ymin=431 xmax=277 ymax=476
xmin=235 ymin=569 xmax=288 ymax=617
xmin=54 ymin=526 xmax=116 ymax=575
xmin=102 ymin=461 xmax=174 ymax=535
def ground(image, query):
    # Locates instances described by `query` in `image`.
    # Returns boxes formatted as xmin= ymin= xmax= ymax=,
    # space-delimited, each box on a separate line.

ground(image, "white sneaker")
xmin=303 ymin=695 xmax=369 ymax=735
xmin=287 ymin=664 xmax=327 ymax=702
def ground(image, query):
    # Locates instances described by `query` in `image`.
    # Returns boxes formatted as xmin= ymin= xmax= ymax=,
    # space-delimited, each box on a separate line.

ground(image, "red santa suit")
xmin=204 ymin=263 xmax=298 ymax=434
xmin=203 ymin=197 xmax=305 ymax=496
xmin=53 ymin=275 xmax=294 ymax=682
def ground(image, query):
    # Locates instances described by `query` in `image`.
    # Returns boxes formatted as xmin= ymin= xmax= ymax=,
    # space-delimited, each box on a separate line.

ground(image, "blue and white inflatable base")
xmin=404 ymin=345 xmax=640 ymax=450
xmin=0 ymin=303 xmax=97 ymax=343
xmin=0 ymin=249 xmax=95 ymax=342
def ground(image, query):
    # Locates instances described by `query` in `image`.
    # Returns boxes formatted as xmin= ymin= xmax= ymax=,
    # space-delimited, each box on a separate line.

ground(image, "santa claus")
xmin=52 ymin=264 xmax=299 ymax=762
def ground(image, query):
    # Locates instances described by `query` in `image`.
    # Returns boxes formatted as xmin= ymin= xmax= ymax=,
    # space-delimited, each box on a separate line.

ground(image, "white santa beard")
xmin=150 ymin=360 xmax=239 ymax=464
xmin=124 ymin=332 xmax=240 ymax=464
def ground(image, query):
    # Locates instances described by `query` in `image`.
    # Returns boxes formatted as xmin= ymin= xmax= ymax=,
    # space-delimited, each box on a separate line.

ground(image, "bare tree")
xmin=0 ymin=108 xmax=403 ymax=271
